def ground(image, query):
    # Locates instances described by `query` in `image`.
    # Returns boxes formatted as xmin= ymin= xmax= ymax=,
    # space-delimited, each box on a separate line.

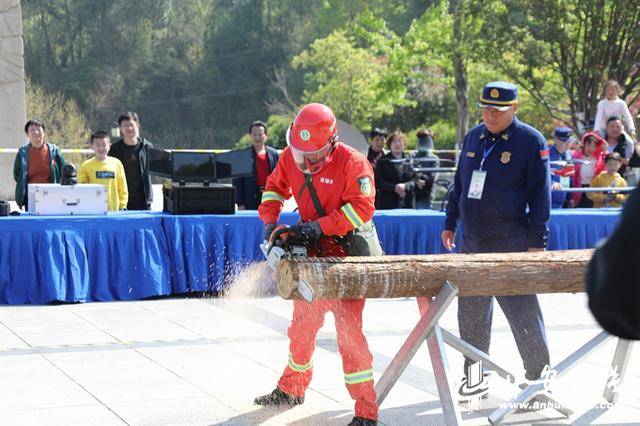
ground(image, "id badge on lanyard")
xmin=468 ymin=140 xmax=497 ymax=200
xmin=468 ymin=170 xmax=487 ymax=199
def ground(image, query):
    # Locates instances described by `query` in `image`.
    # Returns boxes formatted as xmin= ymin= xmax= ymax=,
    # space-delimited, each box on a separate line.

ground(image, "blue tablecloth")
xmin=0 ymin=209 xmax=622 ymax=304
xmin=162 ymin=212 xmax=299 ymax=293
xmin=0 ymin=212 xmax=172 ymax=304
xmin=374 ymin=208 xmax=623 ymax=254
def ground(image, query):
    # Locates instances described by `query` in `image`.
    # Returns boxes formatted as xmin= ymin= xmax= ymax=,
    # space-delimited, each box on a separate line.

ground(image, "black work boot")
xmin=254 ymin=387 xmax=304 ymax=406
xmin=348 ymin=416 xmax=377 ymax=426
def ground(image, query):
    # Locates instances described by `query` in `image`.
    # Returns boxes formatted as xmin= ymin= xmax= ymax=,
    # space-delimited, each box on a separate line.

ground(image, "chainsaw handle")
xmin=269 ymin=225 xmax=290 ymax=246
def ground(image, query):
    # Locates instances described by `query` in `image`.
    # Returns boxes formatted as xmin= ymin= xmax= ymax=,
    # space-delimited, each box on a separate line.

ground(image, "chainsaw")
xmin=260 ymin=226 xmax=315 ymax=303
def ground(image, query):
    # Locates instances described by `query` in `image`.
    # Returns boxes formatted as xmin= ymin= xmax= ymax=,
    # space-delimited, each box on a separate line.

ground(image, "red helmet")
xmin=287 ymin=103 xmax=338 ymax=174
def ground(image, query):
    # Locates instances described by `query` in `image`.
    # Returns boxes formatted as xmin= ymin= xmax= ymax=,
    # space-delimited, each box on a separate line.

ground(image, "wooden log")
xmin=276 ymin=249 xmax=593 ymax=300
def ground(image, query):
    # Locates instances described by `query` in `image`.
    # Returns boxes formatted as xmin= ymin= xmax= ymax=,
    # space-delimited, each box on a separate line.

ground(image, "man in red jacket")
xmin=255 ymin=103 xmax=383 ymax=426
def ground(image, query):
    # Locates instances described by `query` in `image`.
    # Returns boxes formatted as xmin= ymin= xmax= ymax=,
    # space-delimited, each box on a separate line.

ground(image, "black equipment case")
xmin=163 ymin=184 xmax=235 ymax=215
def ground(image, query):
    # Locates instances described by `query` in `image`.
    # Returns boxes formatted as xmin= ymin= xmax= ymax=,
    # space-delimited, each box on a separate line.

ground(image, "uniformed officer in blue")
xmin=441 ymin=81 xmax=552 ymax=400
xmin=549 ymin=127 xmax=575 ymax=208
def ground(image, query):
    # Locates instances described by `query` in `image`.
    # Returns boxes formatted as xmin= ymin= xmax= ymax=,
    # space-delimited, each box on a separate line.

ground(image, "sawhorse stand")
xmin=375 ymin=282 xmax=634 ymax=425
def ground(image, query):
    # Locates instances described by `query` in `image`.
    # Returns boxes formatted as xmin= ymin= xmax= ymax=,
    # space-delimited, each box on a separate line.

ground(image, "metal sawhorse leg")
xmin=374 ymin=282 xmax=631 ymax=425
xmin=488 ymin=332 xmax=634 ymax=424
xmin=375 ymin=281 xmax=462 ymax=425
xmin=375 ymin=282 xmax=568 ymax=425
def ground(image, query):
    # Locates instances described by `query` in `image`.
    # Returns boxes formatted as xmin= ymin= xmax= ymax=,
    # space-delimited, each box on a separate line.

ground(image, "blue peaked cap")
xmin=479 ymin=81 xmax=518 ymax=111
xmin=554 ymin=126 xmax=574 ymax=142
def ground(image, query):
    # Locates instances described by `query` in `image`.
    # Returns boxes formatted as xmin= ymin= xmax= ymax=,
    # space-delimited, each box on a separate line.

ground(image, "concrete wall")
xmin=0 ymin=0 xmax=25 ymax=200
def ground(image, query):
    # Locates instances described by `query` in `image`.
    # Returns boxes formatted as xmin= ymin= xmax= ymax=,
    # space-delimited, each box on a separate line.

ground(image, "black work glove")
xmin=286 ymin=221 xmax=322 ymax=246
xmin=263 ymin=223 xmax=277 ymax=242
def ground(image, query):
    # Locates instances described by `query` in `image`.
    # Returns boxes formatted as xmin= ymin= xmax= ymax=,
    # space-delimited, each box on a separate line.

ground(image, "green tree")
xmin=25 ymin=79 xmax=90 ymax=148
xmin=475 ymin=0 xmax=640 ymax=129
xmin=233 ymin=113 xmax=293 ymax=150
xmin=402 ymin=0 xmax=491 ymax=145
xmin=22 ymin=0 xmax=215 ymax=148
xmin=291 ymin=15 xmax=411 ymax=129
xmin=21 ymin=0 xmax=431 ymax=149
xmin=401 ymin=1 xmax=564 ymax=142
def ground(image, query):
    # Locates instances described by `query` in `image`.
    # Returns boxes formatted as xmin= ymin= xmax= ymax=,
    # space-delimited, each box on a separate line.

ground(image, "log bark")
xmin=276 ymin=249 xmax=593 ymax=301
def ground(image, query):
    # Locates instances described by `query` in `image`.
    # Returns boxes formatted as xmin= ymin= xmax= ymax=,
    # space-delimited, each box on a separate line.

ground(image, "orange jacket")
xmin=258 ymin=142 xmax=376 ymax=237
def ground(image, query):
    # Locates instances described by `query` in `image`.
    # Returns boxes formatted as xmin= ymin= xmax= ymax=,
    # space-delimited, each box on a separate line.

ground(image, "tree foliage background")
xmin=21 ymin=0 xmax=640 ymax=151
xmin=25 ymin=79 xmax=90 ymax=148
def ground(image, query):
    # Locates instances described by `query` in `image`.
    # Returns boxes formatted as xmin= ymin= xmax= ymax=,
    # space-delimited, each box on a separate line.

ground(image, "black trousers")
xmin=459 ymin=237 xmax=551 ymax=381
xmin=458 ymin=294 xmax=550 ymax=380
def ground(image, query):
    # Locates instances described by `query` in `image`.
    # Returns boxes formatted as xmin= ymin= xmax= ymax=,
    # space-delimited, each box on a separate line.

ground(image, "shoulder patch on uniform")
xmin=539 ymin=149 xmax=549 ymax=160
xmin=467 ymin=151 xmax=475 ymax=158
xmin=358 ymin=176 xmax=372 ymax=195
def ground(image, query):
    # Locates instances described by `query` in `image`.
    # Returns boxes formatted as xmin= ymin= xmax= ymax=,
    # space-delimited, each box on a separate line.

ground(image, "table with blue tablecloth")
xmin=0 ymin=209 xmax=622 ymax=304
xmin=0 ymin=212 xmax=172 ymax=304
xmin=162 ymin=211 xmax=299 ymax=294
xmin=375 ymin=208 xmax=622 ymax=254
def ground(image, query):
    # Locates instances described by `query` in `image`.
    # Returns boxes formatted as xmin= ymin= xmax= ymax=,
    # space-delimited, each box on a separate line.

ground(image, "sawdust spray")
xmin=221 ymin=261 xmax=276 ymax=300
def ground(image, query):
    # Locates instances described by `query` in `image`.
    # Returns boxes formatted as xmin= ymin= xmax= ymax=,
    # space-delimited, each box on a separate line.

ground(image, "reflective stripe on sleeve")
xmin=344 ymin=369 xmax=373 ymax=385
xmin=288 ymin=354 xmax=313 ymax=372
xmin=262 ymin=191 xmax=285 ymax=204
xmin=340 ymin=203 xmax=365 ymax=228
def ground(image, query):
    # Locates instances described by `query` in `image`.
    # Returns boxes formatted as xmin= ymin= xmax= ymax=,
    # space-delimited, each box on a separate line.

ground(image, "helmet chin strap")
xmin=304 ymin=141 xmax=335 ymax=174
xmin=304 ymin=154 xmax=324 ymax=173
xmin=328 ymin=135 xmax=338 ymax=153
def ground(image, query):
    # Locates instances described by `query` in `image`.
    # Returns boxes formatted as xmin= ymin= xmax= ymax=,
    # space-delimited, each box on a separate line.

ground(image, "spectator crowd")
xmin=13 ymin=112 xmax=152 ymax=212
xmin=12 ymin=80 xmax=639 ymax=213
xmin=548 ymin=80 xmax=639 ymax=209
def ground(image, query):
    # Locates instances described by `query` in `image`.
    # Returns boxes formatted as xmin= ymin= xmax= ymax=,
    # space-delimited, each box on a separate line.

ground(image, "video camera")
xmin=387 ymin=156 xmax=453 ymax=175
xmin=384 ymin=157 xmax=440 ymax=191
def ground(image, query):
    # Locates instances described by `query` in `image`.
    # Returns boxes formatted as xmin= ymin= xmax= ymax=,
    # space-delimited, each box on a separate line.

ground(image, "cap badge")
xmin=490 ymin=88 xmax=500 ymax=98
xmin=300 ymin=129 xmax=311 ymax=141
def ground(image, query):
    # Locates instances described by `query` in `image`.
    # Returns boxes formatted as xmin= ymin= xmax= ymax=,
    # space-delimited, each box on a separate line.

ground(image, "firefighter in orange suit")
xmin=255 ymin=103 xmax=383 ymax=426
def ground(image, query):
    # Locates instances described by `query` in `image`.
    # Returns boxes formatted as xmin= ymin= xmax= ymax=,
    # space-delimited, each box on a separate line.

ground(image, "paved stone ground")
xmin=0 ymin=292 xmax=638 ymax=425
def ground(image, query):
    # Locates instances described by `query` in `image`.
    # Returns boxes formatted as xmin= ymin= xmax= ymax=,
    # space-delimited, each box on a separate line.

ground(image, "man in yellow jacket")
xmin=588 ymin=152 xmax=628 ymax=208
xmin=78 ymin=131 xmax=129 ymax=210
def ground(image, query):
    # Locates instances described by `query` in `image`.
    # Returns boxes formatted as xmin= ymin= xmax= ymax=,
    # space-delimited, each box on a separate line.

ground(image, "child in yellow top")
xmin=588 ymin=152 xmax=628 ymax=208
xmin=78 ymin=131 xmax=128 ymax=210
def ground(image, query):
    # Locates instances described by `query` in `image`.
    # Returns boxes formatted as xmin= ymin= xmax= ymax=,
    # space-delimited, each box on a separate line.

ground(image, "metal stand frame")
xmin=375 ymin=281 xmax=635 ymax=426
xmin=375 ymin=281 xmax=461 ymax=425
xmin=440 ymin=328 xmax=573 ymax=420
